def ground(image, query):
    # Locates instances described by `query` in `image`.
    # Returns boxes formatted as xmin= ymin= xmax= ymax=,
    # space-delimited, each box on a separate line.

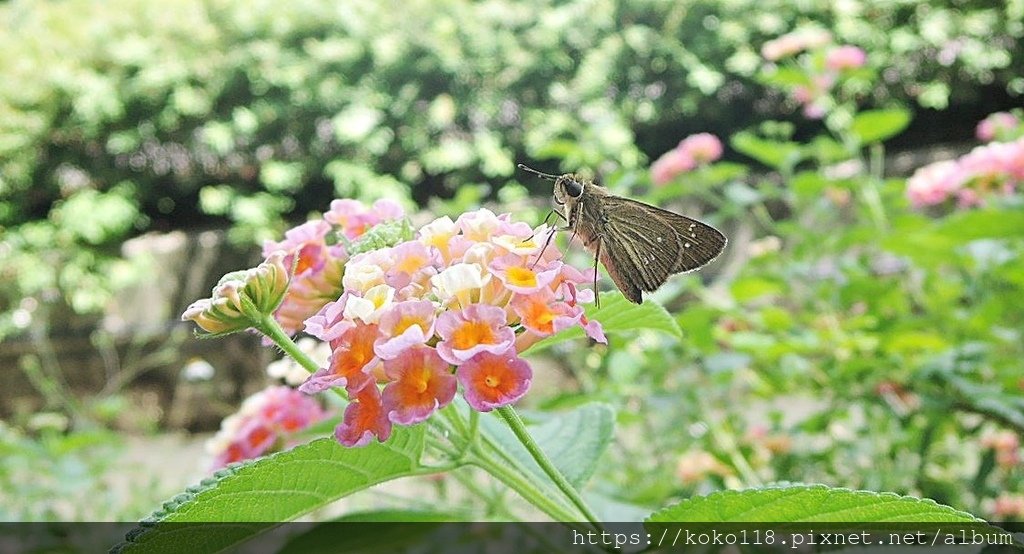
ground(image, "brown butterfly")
xmin=519 ymin=164 xmax=727 ymax=305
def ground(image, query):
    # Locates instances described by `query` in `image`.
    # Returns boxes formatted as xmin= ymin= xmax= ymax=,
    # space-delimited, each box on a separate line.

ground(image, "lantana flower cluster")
xmin=651 ymin=133 xmax=724 ymax=186
xmin=206 ymin=385 xmax=328 ymax=468
xmin=760 ymin=27 xmax=867 ymax=119
xmin=906 ymin=137 xmax=1024 ymax=209
xmin=298 ymin=208 xmax=607 ymax=447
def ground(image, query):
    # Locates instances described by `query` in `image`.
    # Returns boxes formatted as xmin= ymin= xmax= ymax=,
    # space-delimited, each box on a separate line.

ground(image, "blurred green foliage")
xmin=1 ymin=0 xmax=1021 ymax=336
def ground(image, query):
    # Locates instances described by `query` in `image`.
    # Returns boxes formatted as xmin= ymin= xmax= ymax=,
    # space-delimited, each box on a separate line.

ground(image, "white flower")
xmin=343 ymin=284 xmax=395 ymax=324
xmin=493 ymin=228 xmax=545 ymax=256
xmin=418 ymin=216 xmax=457 ymax=249
xmin=431 ymin=263 xmax=486 ymax=304
xmin=342 ymin=260 xmax=386 ymax=293
xmin=455 ymin=208 xmax=501 ymax=241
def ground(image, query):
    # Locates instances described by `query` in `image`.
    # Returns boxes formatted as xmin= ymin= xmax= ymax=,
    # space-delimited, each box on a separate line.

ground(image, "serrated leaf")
xmin=525 ymin=291 xmax=681 ymax=354
xmin=480 ymin=403 xmax=614 ymax=490
xmin=646 ymin=485 xmax=980 ymax=523
xmin=115 ymin=427 xmax=425 ymax=554
xmin=851 ymin=108 xmax=912 ymax=145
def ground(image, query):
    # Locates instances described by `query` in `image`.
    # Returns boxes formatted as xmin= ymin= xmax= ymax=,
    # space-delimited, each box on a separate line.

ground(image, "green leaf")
xmin=885 ymin=209 xmax=1024 ymax=265
xmin=731 ymin=131 xmax=803 ymax=170
xmin=277 ymin=510 xmax=465 ymax=554
xmin=480 ymin=403 xmax=614 ymax=490
xmin=850 ymin=108 xmax=912 ymax=144
xmin=115 ymin=427 xmax=426 ymax=554
xmin=646 ymin=485 xmax=980 ymax=523
xmin=525 ymin=291 xmax=681 ymax=354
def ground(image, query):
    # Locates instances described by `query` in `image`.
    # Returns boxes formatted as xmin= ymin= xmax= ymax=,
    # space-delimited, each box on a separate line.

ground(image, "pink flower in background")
xmin=295 ymin=208 xmax=605 ymax=447
xmin=651 ymin=149 xmax=695 ymax=186
xmin=679 ymin=133 xmax=724 ymax=165
xmin=991 ymin=494 xmax=1024 ymax=519
xmin=976 ymin=112 xmax=1020 ymax=142
xmin=651 ymin=133 xmax=723 ymax=185
xmin=760 ymin=28 xmax=832 ymax=61
xmin=906 ymin=135 xmax=1024 ymax=210
xmin=825 ymin=46 xmax=867 ymax=71
xmin=906 ymin=160 xmax=966 ymax=207
xmin=207 ymin=385 xmax=328 ymax=468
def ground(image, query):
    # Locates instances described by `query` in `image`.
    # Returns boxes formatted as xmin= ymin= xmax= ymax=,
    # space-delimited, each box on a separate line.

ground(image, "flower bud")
xmin=181 ymin=251 xmax=290 ymax=335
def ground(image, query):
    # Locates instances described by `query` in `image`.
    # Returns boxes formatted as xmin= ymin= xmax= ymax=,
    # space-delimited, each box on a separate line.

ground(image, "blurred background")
xmin=1 ymin=0 xmax=1022 ymax=522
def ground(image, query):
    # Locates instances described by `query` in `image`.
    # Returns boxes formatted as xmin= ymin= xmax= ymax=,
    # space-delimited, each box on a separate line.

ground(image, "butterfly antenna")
xmin=517 ymin=163 xmax=559 ymax=181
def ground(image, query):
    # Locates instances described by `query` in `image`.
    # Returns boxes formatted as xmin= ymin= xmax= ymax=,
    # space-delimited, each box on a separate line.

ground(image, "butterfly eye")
xmin=561 ymin=177 xmax=583 ymax=198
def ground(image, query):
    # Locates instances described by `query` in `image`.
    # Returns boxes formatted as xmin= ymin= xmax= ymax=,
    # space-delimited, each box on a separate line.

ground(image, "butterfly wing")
xmin=594 ymin=196 xmax=727 ymax=303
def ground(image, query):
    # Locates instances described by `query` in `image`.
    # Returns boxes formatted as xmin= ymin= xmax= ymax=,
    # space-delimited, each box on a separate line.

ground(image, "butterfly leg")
xmin=531 ymin=208 xmax=569 ymax=268
xmin=528 ymin=209 xmax=566 ymax=241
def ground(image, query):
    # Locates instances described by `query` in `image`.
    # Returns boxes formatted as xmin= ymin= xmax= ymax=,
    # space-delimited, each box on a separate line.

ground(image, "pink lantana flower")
xmin=335 ymin=385 xmax=392 ymax=447
xmin=435 ymin=304 xmax=516 ymax=365
xmin=679 ymin=133 xmax=724 ymax=165
xmin=906 ymin=137 xmax=1024 ymax=210
xmin=825 ymin=45 xmax=867 ymax=71
xmin=457 ymin=351 xmax=533 ymax=412
xmin=326 ymin=198 xmax=405 ymax=239
xmin=262 ymin=199 xmax=405 ymax=335
xmin=490 ymin=255 xmax=563 ymax=294
xmin=207 ymin=385 xmax=328 ymax=468
xmin=906 ymin=160 xmax=967 ymax=208
xmin=374 ymin=300 xmax=437 ymax=359
xmin=650 ymin=133 xmax=723 ymax=186
xmin=300 ymin=319 xmax=379 ymax=394
xmin=382 ymin=345 xmax=457 ymax=424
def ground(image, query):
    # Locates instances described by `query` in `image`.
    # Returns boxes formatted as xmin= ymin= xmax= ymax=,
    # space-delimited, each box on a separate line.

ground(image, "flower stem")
xmin=256 ymin=314 xmax=320 ymax=374
xmin=468 ymin=443 xmax=580 ymax=522
xmin=496 ymin=406 xmax=602 ymax=528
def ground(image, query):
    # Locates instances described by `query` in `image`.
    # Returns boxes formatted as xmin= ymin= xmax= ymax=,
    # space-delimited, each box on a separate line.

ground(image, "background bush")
xmin=1 ymin=0 xmax=1022 ymax=523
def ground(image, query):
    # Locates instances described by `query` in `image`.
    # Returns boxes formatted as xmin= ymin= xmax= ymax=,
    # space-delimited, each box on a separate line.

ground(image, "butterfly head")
xmin=517 ymin=164 xmax=586 ymax=206
xmin=553 ymin=174 xmax=585 ymax=204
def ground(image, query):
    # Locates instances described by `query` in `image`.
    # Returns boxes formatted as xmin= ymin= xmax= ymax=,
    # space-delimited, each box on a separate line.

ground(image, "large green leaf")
xmin=114 ymin=426 xmax=426 ymax=554
xmin=525 ymin=291 xmax=681 ymax=354
xmin=277 ymin=510 xmax=466 ymax=554
xmin=646 ymin=485 xmax=979 ymax=522
xmin=480 ymin=403 xmax=615 ymax=490
xmin=851 ymin=108 xmax=912 ymax=144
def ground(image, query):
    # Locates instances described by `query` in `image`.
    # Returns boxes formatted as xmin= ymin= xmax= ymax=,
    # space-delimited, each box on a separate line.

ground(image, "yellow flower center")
xmin=506 ymin=266 xmax=538 ymax=288
xmin=393 ymin=315 xmax=423 ymax=335
xmin=484 ymin=374 xmax=501 ymax=388
xmin=452 ymin=321 xmax=496 ymax=350
xmin=396 ymin=255 xmax=427 ymax=275
xmin=411 ymin=372 xmax=429 ymax=393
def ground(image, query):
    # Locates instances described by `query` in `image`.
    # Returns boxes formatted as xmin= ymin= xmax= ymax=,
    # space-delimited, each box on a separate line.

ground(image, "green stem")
xmin=496 ymin=406 xmax=602 ymax=527
xmin=256 ymin=314 xmax=320 ymax=374
xmin=468 ymin=443 xmax=580 ymax=522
